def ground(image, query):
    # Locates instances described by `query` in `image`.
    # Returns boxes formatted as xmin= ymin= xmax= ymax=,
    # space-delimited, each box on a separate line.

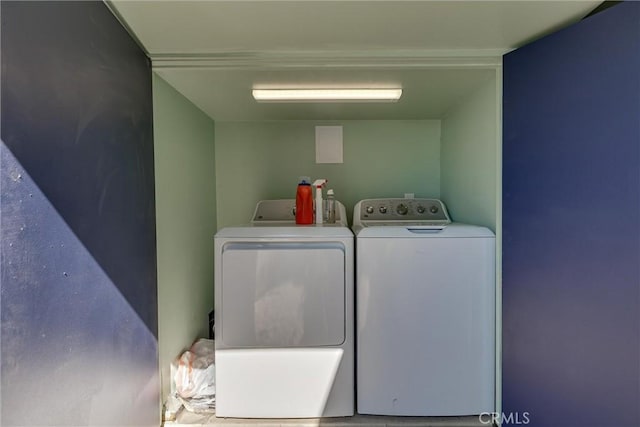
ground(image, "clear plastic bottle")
xmin=325 ymin=189 xmax=336 ymax=224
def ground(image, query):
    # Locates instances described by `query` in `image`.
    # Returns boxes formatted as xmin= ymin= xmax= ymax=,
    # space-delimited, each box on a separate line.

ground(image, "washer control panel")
xmin=357 ymin=198 xmax=451 ymax=224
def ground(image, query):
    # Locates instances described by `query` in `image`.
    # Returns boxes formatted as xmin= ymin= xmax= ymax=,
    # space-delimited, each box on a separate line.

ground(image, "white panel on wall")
xmin=315 ymin=126 xmax=343 ymax=164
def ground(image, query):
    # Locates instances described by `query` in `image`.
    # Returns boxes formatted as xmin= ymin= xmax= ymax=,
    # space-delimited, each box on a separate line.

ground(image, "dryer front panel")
xmin=220 ymin=242 xmax=345 ymax=348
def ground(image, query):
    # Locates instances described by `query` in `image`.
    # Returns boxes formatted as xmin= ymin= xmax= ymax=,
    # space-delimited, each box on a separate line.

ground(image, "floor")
xmin=164 ymin=409 xmax=487 ymax=427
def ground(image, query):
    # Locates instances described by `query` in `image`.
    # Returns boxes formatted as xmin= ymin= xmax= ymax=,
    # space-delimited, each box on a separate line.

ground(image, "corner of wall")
xmin=153 ymin=75 xmax=217 ymax=403
xmin=439 ymin=73 xmax=499 ymax=231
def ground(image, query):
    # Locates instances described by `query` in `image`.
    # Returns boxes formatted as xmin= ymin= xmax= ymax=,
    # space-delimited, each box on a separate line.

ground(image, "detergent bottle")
xmin=295 ymin=176 xmax=313 ymax=224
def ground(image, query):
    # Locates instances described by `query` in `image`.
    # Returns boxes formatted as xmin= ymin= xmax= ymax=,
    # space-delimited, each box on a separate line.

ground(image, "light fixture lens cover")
xmin=252 ymin=88 xmax=402 ymax=103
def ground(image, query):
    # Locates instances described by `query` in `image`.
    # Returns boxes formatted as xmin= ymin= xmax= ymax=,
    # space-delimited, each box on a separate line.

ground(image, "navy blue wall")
xmin=503 ymin=3 xmax=639 ymax=427
xmin=1 ymin=2 xmax=158 ymax=425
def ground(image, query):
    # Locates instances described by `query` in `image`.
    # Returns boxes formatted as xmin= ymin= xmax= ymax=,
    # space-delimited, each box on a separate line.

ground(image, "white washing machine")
xmin=214 ymin=199 xmax=354 ymax=418
xmin=353 ymin=198 xmax=495 ymax=416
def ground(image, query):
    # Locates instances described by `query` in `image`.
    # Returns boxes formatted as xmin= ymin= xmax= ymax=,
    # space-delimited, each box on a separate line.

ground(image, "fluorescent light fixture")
xmin=252 ymin=88 xmax=402 ymax=103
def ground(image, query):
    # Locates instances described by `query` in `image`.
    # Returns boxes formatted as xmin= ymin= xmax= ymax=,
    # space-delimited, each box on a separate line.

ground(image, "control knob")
xmin=416 ymin=205 xmax=426 ymax=214
xmin=366 ymin=206 xmax=374 ymax=214
xmin=379 ymin=206 xmax=388 ymax=214
xmin=429 ymin=205 xmax=439 ymax=214
xmin=396 ymin=203 xmax=409 ymax=215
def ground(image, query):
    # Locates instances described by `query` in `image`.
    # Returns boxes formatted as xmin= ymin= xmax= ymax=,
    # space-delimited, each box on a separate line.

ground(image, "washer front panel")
xmin=356 ymin=234 xmax=495 ymax=416
xmin=220 ymin=242 xmax=345 ymax=348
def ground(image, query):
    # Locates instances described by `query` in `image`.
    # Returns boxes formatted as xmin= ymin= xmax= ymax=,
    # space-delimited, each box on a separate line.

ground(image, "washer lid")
xmin=354 ymin=222 xmax=494 ymax=238
xmin=216 ymin=225 xmax=354 ymax=239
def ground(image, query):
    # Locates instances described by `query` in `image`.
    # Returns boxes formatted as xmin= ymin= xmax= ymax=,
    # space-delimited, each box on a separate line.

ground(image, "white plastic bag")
xmin=174 ymin=339 xmax=215 ymax=399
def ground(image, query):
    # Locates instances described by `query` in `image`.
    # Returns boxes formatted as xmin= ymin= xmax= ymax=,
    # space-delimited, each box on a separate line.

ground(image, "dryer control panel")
xmin=252 ymin=199 xmax=297 ymax=222
xmin=251 ymin=199 xmax=347 ymax=225
xmin=354 ymin=198 xmax=451 ymax=226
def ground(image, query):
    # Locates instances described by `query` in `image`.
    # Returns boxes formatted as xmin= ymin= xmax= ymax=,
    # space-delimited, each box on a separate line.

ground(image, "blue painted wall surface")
xmin=1 ymin=2 xmax=158 ymax=425
xmin=503 ymin=3 xmax=639 ymax=427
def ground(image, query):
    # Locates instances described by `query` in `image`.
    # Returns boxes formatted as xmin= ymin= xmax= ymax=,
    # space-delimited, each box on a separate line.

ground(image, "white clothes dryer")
xmin=214 ymin=200 xmax=354 ymax=418
xmin=353 ymin=198 xmax=495 ymax=416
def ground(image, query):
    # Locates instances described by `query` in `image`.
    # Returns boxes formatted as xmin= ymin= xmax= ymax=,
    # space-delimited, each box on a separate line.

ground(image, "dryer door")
xmin=220 ymin=242 xmax=345 ymax=348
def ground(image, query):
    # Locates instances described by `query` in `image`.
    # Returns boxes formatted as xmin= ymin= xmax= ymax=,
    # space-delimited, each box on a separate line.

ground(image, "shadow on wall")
xmin=1 ymin=142 xmax=159 ymax=425
xmin=1 ymin=1 xmax=158 ymax=426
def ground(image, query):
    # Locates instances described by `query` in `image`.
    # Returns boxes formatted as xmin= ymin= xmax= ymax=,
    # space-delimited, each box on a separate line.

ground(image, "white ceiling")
xmin=154 ymin=67 xmax=496 ymax=121
xmin=109 ymin=0 xmax=601 ymax=121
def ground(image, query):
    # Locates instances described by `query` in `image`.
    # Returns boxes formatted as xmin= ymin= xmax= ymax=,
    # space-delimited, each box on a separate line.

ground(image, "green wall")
xmin=153 ymin=71 xmax=501 ymax=405
xmin=440 ymin=72 xmax=501 ymax=415
xmin=153 ymin=74 xmax=217 ymax=402
xmin=214 ymin=120 xmax=441 ymax=228
xmin=440 ymin=77 xmax=498 ymax=231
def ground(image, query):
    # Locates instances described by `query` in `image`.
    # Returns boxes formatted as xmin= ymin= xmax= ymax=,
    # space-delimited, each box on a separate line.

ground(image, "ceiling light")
xmin=252 ymin=88 xmax=402 ymax=103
